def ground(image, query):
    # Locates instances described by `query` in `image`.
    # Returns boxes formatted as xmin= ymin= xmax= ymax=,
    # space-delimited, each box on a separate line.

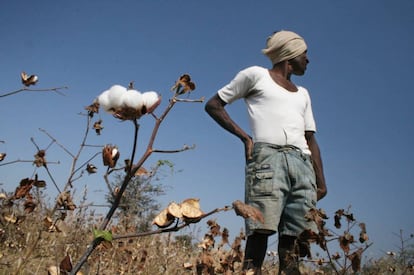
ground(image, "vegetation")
xmin=1 ymin=72 xmax=413 ymax=274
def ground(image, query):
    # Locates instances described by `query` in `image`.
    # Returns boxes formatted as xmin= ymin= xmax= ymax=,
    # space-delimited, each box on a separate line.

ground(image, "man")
xmin=205 ymin=30 xmax=327 ymax=274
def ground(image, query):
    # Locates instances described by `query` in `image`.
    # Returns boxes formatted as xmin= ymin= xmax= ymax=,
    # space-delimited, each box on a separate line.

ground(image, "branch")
xmin=113 ymin=205 xmax=232 ymax=240
xmin=152 ymin=144 xmax=196 ymax=154
xmin=174 ymin=96 xmax=204 ymax=103
xmin=0 ymin=86 xmax=68 ymax=98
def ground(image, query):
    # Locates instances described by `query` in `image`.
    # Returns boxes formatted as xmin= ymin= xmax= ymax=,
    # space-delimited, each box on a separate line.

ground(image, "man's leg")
xmin=243 ymin=232 xmax=269 ymax=274
xmin=278 ymin=235 xmax=301 ymax=275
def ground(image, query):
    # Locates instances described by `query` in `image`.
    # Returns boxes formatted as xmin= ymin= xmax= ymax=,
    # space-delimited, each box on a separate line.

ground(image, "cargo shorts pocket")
xmin=251 ymin=166 xmax=274 ymax=196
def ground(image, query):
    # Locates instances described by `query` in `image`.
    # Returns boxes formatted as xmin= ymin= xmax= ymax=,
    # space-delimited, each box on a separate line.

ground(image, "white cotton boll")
xmin=97 ymin=90 xmax=113 ymax=113
xmin=107 ymin=85 xmax=127 ymax=109
xmin=121 ymin=90 xmax=144 ymax=109
xmin=142 ymin=91 xmax=160 ymax=110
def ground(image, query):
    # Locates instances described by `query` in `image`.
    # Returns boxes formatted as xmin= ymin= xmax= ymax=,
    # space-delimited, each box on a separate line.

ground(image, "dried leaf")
xmin=33 ymin=150 xmax=47 ymax=167
xmin=93 ymin=120 xmax=103 ymax=135
xmin=56 ymin=191 xmax=76 ymax=210
xmin=339 ymin=233 xmax=354 ymax=253
xmin=171 ymin=74 xmax=196 ymax=94
xmin=359 ymin=223 xmax=369 ymax=243
xmin=102 ymin=145 xmax=120 ymax=168
xmin=24 ymin=196 xmax=37 ymax=213
xmin=59 ymin=254 xmax=72 ymax=272
xmin=86 ymin=163 xmax=97 ymax=174
xmin=14 ymin=178 xmax=34 ymax=199
xmin=135 ymin=166 xmax=150 ymax=176
xmin=47 ymin=265 xmax=59 ymax=275
xmin=348 ymin=248 xmax=363 ymax=272
xmin=207 ymin=219 xmax=221 ymax=237
xmin=85 ymin=101 xmax=100 ymax=117
xmin=21 ymin=71 xmax=38 ymax=86
xmin=0 ymin=153 xmax=6 ymax=161
xmin=198 ymin=233 xmax=215 ymax=250
xmin=33 ymin=174 xmax=46 ymax=187
xmin=221 ymin=228 xmax=229 ymax=245
xmin=232 ymin=200 xmax=264 ymax=224
xmin=334 ymin=213 xmax=342 ymax=229
xmin=305 ymin=208 xmax=328 ymax=233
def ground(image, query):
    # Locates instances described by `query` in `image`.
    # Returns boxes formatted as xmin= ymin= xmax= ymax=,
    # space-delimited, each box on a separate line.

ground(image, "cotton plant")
xmin=71 ymin=74 xmax=203 ymax=274
xmin=96 ymin=84 xmax=161 ymax=120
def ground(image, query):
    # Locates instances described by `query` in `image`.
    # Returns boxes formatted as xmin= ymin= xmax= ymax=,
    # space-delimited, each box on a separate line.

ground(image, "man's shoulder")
xmin=240 ymin=65 xmax=268 ymax=75
xmin=238 ymin=66 xmax=268 ymax=83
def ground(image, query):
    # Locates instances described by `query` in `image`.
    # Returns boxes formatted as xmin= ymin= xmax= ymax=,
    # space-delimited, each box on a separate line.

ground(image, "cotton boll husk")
xmin=142 ymin=91 xmax=161 ymax=113
xmin=97 ymin=90 xmax=113 ymax=113
xmin=121 ymin=89 xmax=144 ymax=110
xmin=107 ymin=85 xmax=127 ymax=109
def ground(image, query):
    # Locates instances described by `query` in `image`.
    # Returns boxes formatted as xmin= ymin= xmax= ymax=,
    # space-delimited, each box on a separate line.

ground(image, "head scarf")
xmin=262 ymin=30 xmax=307 ymax=65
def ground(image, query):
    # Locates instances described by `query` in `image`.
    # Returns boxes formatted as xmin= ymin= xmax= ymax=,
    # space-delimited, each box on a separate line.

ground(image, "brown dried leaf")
xmin=21 ymin=71 xmax=38 ymax=86
xmin=85 ymin=101 xmax=100 ymax=117
xmin=221 ymin=228 xmax=229 ymax=245
xmin=232 ymin=200 xmax=264 ymax=224
xmin=172 ymin=74 xmax=196 ymax=94
xmin=33 ymin=174 xmax=46 ymax=187
xmin=93 ymin=119 xmax=103 ymax=135
xmin=339 ymin=233 xmax=354 ymax=253
xmin=207 ymin=219 xmax=221 ymax=237
xmin=359 ymin=223 xmax=369 ymax=243
xmin=24 ymin=197 xmax=37 ymax=213
xmin=102 ymin=145 xmax=119 ymax=168
xmin=198 ymin=233 xmax=215 ymax=250
xmin=86 ymin=163 xmax=97 ymax=174
xmin=33 ymin=150 xmax=47 ymax=167
xmin=348 ymin=248 xmax=363 ymax=272
xmin=135 ymin=166 xmax=150 ymax=176
xmin=59 ymin=254 xmax=72 ymax=272
xmin=14 ymin=178 xmax=34 ymax=199
xmin=56 ymin=191 xmax=76 ymax=210
xmin=334 ymin=213 xmax=342 ymax=229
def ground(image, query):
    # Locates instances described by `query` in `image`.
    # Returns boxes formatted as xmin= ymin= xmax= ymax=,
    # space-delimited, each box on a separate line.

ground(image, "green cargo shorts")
xmin=245 ymin=142 xmax=317 ymax=237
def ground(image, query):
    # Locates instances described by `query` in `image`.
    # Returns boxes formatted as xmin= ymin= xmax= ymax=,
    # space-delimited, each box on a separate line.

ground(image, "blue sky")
xmin=1 ymin=0 xmax=413 ymax=260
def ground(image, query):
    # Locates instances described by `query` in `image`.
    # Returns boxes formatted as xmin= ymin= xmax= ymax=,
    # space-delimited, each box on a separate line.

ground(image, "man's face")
xmin=288 ymin=51 xmax=309 ymax=76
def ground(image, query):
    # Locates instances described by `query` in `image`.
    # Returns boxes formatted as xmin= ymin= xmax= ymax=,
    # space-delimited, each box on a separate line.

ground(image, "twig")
xmin=39 ymin=128 xmax=75 ymax=158
xmin=112 ymin=206 xmax=232 ymax=240
xmin=0 ymin=86 xmax=68 ymax=98
xmin=152 ymin=144 xmax=196 ymax=154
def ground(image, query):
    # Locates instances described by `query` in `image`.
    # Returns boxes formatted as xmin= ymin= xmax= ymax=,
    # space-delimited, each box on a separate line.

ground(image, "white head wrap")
xmin=262 ymin=30 xmax=307 ymax=65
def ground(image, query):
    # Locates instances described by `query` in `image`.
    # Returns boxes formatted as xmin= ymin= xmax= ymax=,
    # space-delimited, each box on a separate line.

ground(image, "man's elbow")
xmin=317 ymin=187 xmax=327 ymax=201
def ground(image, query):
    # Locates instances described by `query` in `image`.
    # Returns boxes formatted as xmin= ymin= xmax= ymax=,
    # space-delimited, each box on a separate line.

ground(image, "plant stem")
xmin=70 ymin=96 xmax=178 ymax=274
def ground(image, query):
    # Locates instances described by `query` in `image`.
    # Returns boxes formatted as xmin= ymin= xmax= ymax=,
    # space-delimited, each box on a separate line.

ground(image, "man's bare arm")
xmin=305 ymin=131 xmax=327 ymax=200
xmin=205 ymin=94 xmax=253 ymax=161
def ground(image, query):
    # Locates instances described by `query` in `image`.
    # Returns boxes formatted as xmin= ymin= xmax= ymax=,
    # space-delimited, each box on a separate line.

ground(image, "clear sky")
xmin=1 ymin=0 xmax=413 ymax=260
